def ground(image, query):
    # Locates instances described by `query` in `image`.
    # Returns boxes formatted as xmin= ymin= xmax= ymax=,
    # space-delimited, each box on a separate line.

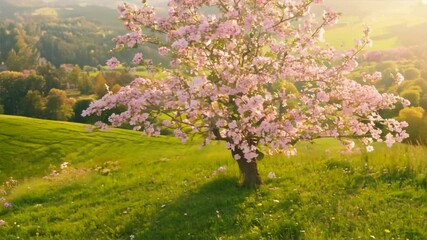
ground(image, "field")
xmin=0 ymin=115 xmax=426 ymax=239
xmin=324 ymin=9 xmax=427 ymax=50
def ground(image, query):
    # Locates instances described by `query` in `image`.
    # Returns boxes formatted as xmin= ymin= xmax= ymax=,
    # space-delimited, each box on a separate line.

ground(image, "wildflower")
xmin=60 ymin=162 xmax=69 ymax=169
xmin=3 ymin=202 xmax=12 ymax=209
xmin=218 ymin=166 xmax=227 ymax=172
xmin=0 ymin=219 xmax=5 ymax=226
xmin=366 ymin=145 xmax=374 ymax=152
xmin=384 ymin=229 xmax=391 ymax=234
xmin=267 ymin=172 xmax=276 ymax=179
xmin=130 ymin=234 xmax=135 ymax=240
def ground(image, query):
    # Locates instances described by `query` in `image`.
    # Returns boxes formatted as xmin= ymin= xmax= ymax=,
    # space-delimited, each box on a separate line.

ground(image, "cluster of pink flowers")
xmin=106 ymin=57 xmax=120 ymax=70
xmin=395 ymin=72 xmax=405 ymax=85
xmin=132 ymin=53 xmax=144 ymax=65
xmin=84 ymin=0 xmax=409 ymax=162
xmin=362 ymin=72 xmax=382 ymax=83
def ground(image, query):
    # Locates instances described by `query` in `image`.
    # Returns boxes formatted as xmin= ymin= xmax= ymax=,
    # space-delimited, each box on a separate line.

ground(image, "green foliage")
xmin=44 ymin=88 xmax=74 ymax=120
xmin=420 ymin=93 xmax=427 ymax=110
xmin=94 ymin=73 xmax=107 ymax=98
xmin=21 ymin=90 xmax=44 ymax=118
xmin=414 ymin=79 xmax=427 ymax=93
xmin=397 ymin=107 xmax=426 ymax=144
xmin=71 ymin=99 xmax=94 ymax=123
xmin=375 ymin=61 xmax=397 ymax=72
xmin=0 ymin=72 xmax=45 ymax=115
xmin=77 ymin=74 xmax=94 ymax=95
xmin=4 ymin=27 xmax=40 ymax=71
xmin=404 ymin=67 xmax=421 ymax=80
xmin=36 ymin=62 xmax=62 ymax=95
xmin=0 ymin=115 xmax=426 ymax=239
xmin=401 ymin=89 xmax=421 ymax=106
xmin=0 ymin=17 xmax=166 ymax=68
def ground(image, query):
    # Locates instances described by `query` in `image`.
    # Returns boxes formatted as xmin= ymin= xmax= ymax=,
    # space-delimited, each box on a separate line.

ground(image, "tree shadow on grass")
xmin=129 ymin=177 xmax=254 ymax=240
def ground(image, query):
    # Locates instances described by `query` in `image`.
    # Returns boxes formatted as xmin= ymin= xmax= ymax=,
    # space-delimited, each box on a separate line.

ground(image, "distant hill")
xmin=0 ymin=0 xmax=167 ymax=9
xmin=0 ymin=0 xmax=167 ymax=67
xmin=0 ymin=0 xmax=425 ymax=67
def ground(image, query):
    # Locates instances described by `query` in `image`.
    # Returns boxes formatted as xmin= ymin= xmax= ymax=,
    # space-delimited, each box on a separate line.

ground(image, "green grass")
xmin=0 ymin=115 xmax=426 ymax=239
xmin=325 ymin=14 xmax=427 ymax=50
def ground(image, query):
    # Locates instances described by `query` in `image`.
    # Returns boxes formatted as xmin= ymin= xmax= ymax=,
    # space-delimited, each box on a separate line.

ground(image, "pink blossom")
xmin=171 ymin=39 xmax=188 ymax=51
xmin=362 ymin=72 xmax=382 ymax=83
xmin=0 ymin=219 xmax=5 ymax=226
xmin=342 ymin=140 xmax=355 ymax=152
xmin=170 ymin=59 xmax=181 ymax=67
xmin=106 ymin=57 xmax=120 ymax=70
xmin=132 ymin=53 xmax=144 ymax=65
xmin=262 ymin=18 xmax=275 ymax=30
xmin=323 ymin=9 xmax=339 ymax=26
xmin=395 ymin=72 xmax=404 ymax=85
xmin=158 ymin=47 xmax=170 ymax=56
xmin=385 ymin=133 xmax=395 ymax=147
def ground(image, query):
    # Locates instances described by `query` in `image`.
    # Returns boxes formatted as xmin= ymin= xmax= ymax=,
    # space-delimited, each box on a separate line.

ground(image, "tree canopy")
xmin=83 ymin=0 xmax=409 ymax=186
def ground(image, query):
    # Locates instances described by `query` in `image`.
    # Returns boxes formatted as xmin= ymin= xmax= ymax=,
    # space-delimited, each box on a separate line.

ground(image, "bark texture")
xmin=237 ymin=158 xmax=262 ymax=186
xmin=232 ymin=148 xmax=262 ymax=186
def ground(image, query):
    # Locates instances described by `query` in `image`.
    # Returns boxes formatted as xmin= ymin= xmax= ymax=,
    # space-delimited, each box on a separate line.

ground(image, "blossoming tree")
xmin=83 ymin=0 xmax=409 ymax=186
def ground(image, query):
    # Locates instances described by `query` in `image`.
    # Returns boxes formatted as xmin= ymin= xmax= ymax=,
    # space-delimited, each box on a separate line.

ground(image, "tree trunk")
xmin=231 ymin=147 xmax=261 ymax=186
xmin=236 ymin=158 xmax=262 ymax=187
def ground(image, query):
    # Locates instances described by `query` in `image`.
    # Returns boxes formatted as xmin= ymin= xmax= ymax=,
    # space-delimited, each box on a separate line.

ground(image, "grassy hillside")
xmin=324 ymin=14 xmax=427 ymax=50
xmin=0 ymin=115 xmax=426 ymax=239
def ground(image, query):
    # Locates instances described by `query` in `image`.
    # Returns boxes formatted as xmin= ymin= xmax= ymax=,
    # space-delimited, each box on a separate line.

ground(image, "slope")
xmin=0 ymin=115 xmax=426 ymax=239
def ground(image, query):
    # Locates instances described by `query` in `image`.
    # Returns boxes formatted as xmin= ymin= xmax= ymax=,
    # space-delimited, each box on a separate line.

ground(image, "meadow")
xmin=0 ymin=115 xmax=426 ymax=239
xmin=325 ymin=13 xmax=427 ymax=50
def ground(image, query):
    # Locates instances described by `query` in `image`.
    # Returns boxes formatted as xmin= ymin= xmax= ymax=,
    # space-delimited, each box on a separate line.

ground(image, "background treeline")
xmin=0 ymin=63 xmax=135 ymax=123
xmin=0 ymin=12 xmax=167 ymax=69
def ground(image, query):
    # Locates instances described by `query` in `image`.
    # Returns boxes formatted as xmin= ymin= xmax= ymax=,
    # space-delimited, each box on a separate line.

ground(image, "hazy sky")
xmin=3 ymin=0 xmax=427 ymax=14
xmin=35 ymin=0 xmax=427 ymax=8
